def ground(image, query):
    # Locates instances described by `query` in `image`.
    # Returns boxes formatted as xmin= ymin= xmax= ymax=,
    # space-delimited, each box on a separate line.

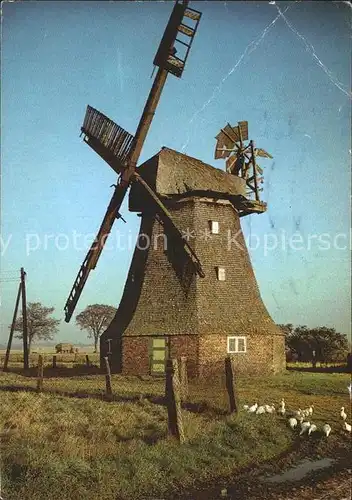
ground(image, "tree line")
xmin=278 ymin=323 xmax=350 ymax=365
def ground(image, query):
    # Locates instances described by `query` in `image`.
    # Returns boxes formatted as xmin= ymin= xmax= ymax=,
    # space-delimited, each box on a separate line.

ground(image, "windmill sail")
xmin=255 ymin=148 xmax=273 ymax=159
xmin=81 ymin=106 xmax=134 ymax=173
xmin=64 ymin=1 xmax=203 ymax=322
xmin=214 ymin=122 xmax=248 ymax=159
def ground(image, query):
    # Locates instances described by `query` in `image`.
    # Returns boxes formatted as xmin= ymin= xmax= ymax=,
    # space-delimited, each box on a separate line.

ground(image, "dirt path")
xmin=167 ymin=440 xmax=351 ymax=500
xmin=168 ymin=462 xmax=351 ymax=500
xmin=269 ymin=469 xmax=351 ymax=500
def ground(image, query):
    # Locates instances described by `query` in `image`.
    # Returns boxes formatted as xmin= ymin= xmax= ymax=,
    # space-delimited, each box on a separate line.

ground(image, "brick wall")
xmin=122 ymin=337 xmax=150 ymax=375
xmin=169 ymin=335 xmax=199 ymax=378
xmin=272 ymin=334 xmax=286 ymax=374
xmin=198 ymin=334 xmax=277 ymax=378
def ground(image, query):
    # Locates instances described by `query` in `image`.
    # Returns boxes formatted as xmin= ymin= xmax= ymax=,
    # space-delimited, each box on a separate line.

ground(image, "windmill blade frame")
xmin=64 ymin=0 xmax=204 ymax=322
xmin=64 ymin=182 xmax=129 ymax=322
xmin=255 ymin=148 xmax=273 ymax=159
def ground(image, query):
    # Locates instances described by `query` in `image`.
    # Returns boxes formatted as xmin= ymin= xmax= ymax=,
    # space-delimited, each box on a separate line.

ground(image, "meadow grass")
xmin=0 ymin=369 xmax=350 ymax=500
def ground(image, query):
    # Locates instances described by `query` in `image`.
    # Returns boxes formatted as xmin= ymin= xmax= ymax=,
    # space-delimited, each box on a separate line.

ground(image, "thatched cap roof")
xmin=129 ymin=147 xmax=246 ymax=211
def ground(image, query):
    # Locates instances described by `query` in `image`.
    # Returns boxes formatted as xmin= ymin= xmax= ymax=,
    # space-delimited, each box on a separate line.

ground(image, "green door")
xmin=150 ymin=337 xmax=168 ymax=375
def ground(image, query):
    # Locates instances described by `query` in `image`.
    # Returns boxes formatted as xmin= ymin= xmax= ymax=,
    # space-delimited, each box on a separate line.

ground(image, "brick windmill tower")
xmin=64 ymin=1 xmax=285 ymax=377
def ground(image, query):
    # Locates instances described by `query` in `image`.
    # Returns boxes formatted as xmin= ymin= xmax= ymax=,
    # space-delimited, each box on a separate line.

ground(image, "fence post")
xmin=52 ymin=355 xmax=57 ymax=369
xmin=86 ymin=354 xmax=90 ymax=367
xmin=179 ymin=356 xmax=188 ymax=401
xmin=165 ymin=358 xmax=185 ymax=443
xmin=37 ymin=355 xmax=44 ymax=393
xmin=104 ymin=356 xmax=113 ymax=400
xmin=225 ymin=356 xmax=238 ymax=414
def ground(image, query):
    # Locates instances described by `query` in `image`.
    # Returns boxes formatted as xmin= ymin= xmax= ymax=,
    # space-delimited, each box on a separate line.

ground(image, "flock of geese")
xmin=243 ymin=399 xmax=351 ymax=437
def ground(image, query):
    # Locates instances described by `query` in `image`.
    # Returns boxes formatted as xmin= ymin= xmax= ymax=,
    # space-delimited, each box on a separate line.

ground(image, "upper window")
xmin=210 ymin=221 xmax=219 ymax=234
xmin=227 ymin=336 xmax=247 ymax=353
xmin=217 ymin=266 xmax=226 ymax=281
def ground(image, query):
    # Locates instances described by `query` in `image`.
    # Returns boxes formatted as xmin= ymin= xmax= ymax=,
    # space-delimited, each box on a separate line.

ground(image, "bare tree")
xmin=75 ymin=304 xmax=116 ymax=352
xmin=12 ymin=302 xmax=60 ymax=353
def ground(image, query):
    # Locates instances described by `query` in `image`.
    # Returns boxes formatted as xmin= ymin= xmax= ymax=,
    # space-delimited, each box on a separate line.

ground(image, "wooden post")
xmin=225 ymin=356 xmax=238 ymax=414
xmin=52 ymin=355 xmax=57 ymax=369
xmin=165 ymin=358 xmax=185 ymax=443
xmin=249 ymin=140 xmax=259 ymax=201
xmin=21 ymin=267 xmax=29 ymax=370
xmin=3 ymin=281 xmax=22 ymax=372
xmin=179 ymin=356 xmax=188 ymax=401
xmin=37 ymin=355 xmax=44 ymax=393
xmin=85 ymin=354 xmax=90 ymax=367
xmin=104 ymin=356 xmax=113 ymax=399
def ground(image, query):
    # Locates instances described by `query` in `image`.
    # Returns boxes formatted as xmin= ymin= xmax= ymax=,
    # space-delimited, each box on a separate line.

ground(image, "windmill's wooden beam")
xmin=133 ymin=172 xmax=205 ymax=278
xmin=64 ymin=182 xmax=129 ymax=322
xmin=83 ymin=135 xmax=126 ymax=175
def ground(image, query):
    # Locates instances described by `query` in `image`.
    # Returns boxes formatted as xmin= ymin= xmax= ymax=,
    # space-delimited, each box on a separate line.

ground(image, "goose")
xmin=288 ymin=417 xmax=298 ymax=429
xmin=308 ymin=424 xmax=317 ymax=436
xmin=248 ymin=403 xmax=258 ymax=413
xmin=256 ymin=405 xmax=266 ymax=415
xmin=343 ymin=422 xmax=351 ymax=433
xmin=265 ymin=404 xmax=275 ymax=414
xmin=301 ymin=408 xmax=311 ymax=417
xmin=308 ymin=405 xmax=314 ymax=416
xmin=322 ymin=424 xmax=331 ymax=437
xmin=299 ymin=421 xmax=311 ymax=436
xmin=340 ymin=407 xmax=347 ymax=421
xmin=243 ymin=404 xmax=249 ymax=411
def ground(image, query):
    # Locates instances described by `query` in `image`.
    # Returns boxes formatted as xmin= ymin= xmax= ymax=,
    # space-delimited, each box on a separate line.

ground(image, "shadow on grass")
xmin=0 ymin=384 xmax=149 ymax=403
xmin=0 ymin=384 xmax=226 ymax=419
xmin=287 ymin=365 xmax=349 ymax=374
xmin=2 ymin=365 xmax=102 ymax=378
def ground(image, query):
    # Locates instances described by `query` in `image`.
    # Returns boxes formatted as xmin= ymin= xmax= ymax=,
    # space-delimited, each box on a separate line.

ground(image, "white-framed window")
xmin=216 ymin=266 xmax=226 ymax=281
xmin=209 ymin=220 xmax=219 ymax=234
xmin=227 ymin=336 xmax=247 ymax=353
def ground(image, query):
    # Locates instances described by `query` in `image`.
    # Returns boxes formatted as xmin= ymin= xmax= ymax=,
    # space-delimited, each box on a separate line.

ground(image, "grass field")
xmin=0 ymin=366 xmax=350 ymax=500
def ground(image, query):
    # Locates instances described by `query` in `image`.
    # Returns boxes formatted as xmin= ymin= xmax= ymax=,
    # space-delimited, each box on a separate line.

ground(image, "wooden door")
xmin=150 ymin=337 xmax=168 ymax=375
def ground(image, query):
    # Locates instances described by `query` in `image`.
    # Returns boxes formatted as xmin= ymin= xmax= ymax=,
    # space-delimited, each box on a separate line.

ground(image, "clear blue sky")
xmin=1 ymin=1 xmax=351 ymax=345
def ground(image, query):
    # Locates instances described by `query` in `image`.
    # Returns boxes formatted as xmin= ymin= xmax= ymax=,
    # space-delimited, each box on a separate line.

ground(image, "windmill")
xmin=214 ymin=122 xmax=273 ymax=214
xmin=64 ymin=1 xmax=286 ymax=378
xmin=64 ymin=1 xmax=203 ymax=323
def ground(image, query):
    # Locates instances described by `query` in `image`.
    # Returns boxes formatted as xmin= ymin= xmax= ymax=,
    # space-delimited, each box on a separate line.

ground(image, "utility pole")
xmin=21 ymin=267 xmax=29 ymax=370
xmin=3 ymin=279 xmax=22 ymax=372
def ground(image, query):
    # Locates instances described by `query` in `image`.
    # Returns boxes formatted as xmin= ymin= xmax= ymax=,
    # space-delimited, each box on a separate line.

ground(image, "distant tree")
xmin=284 ymin=325 xmax=349 ymax=366
xmin=12 ymin=302 xmax=60 ymax=353
xmin=278 ymin=324 xmax=295 ymax=336
xmin=75 ymin=304 xmax=117 ymax=353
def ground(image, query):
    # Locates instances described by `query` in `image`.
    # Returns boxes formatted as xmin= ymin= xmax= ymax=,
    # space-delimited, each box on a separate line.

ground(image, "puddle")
xmin=262 ymin=458 xmax=335 ymax=483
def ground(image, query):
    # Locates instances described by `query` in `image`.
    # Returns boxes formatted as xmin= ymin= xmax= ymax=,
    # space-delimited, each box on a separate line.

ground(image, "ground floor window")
xmin=227 ymin=336 xmax=247 ymax=353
